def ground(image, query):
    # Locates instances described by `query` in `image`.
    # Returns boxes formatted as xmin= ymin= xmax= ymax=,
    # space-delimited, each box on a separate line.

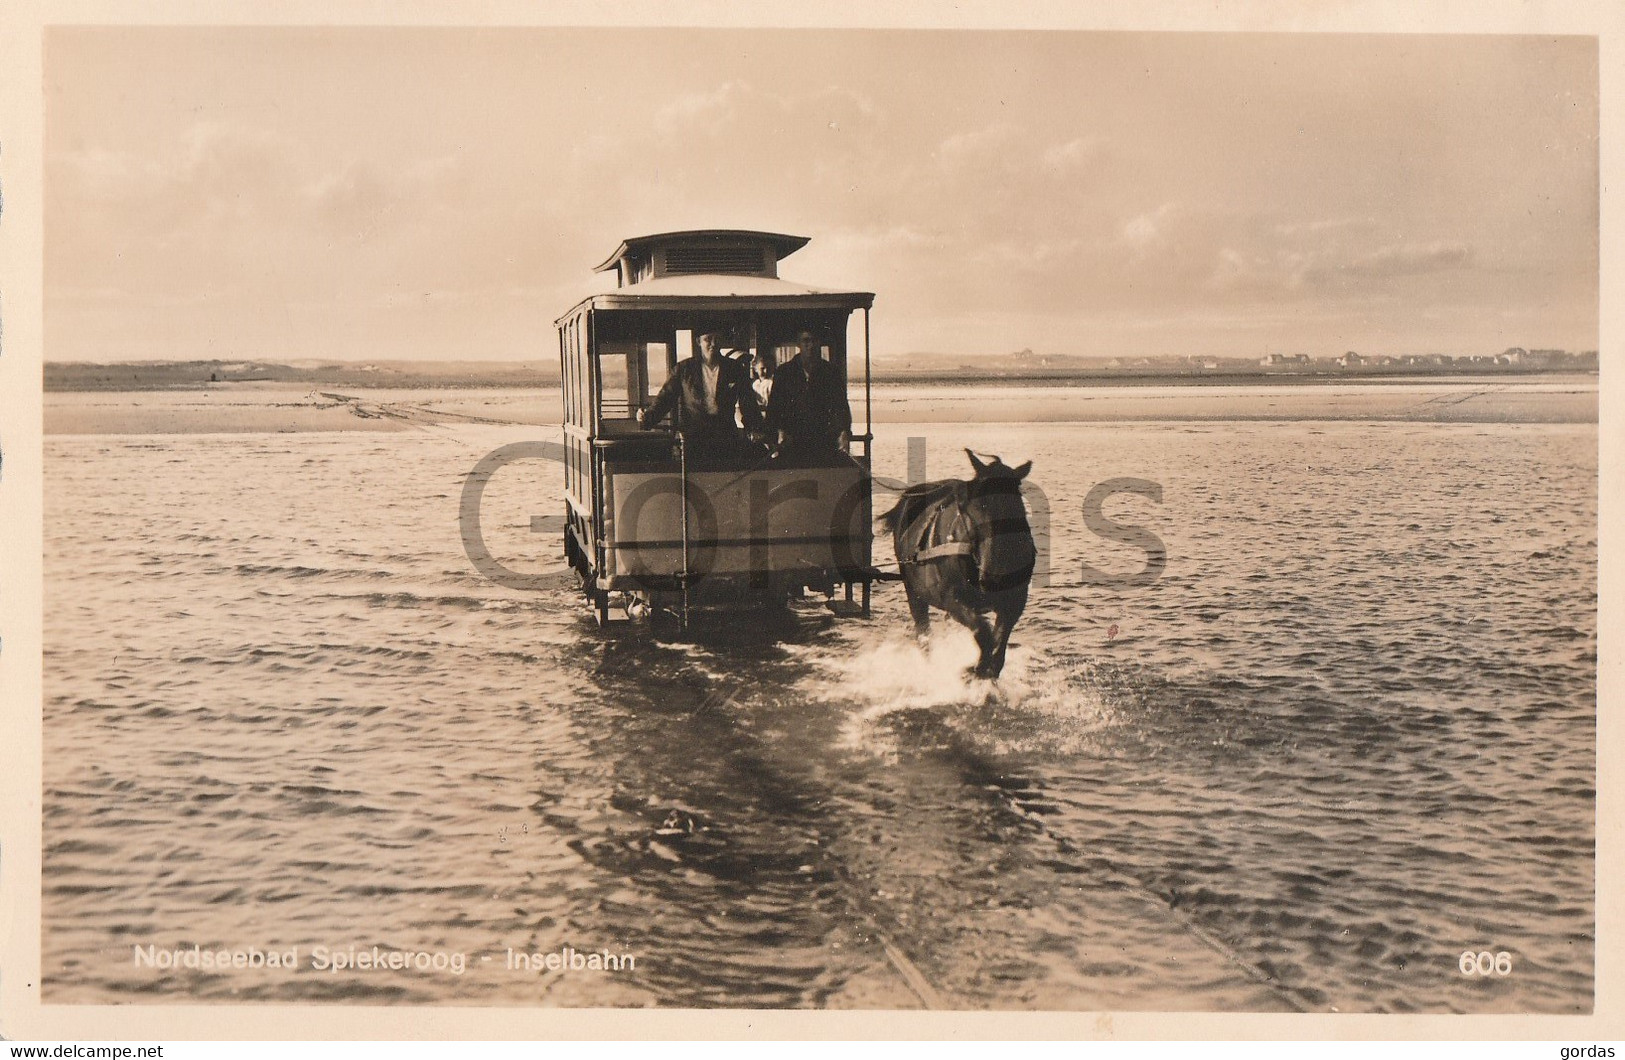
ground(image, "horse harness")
xmin=895 ymin=497 xmax=977 ymax=566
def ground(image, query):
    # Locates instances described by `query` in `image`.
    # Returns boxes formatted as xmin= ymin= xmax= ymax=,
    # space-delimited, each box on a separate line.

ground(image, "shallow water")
xmin=42 ymin=407 xmax=1595 ymax=1011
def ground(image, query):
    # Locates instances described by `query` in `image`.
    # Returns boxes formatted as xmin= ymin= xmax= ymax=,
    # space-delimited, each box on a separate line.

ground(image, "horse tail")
xmin=875 ymin=496 xmax=907 ymax=536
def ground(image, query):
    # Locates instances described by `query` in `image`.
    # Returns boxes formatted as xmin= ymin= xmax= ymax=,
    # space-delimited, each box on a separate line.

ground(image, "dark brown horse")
xmin=878 ymin=450 xmax=1037 ymax=679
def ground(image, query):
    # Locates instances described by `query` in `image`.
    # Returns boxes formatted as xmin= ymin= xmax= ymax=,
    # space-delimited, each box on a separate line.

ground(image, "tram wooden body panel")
xmin=598 ymin=462 xmax=869 ymax=587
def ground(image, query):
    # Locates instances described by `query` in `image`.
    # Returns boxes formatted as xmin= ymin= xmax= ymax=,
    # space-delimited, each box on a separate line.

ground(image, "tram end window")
xmin=774 ymin=328 xmax=829 ymax=366
xmin=601 ymin=356 xmax=631 ymax=419
xmin=596 ymin=340 xmax=673 ymax=423
xmin=645 ymin=341 xmax=669 ymax=397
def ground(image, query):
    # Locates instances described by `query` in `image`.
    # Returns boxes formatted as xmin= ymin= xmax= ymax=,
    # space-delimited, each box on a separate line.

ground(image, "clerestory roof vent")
xmin=664 ymin=244 xmax=766 ymax=276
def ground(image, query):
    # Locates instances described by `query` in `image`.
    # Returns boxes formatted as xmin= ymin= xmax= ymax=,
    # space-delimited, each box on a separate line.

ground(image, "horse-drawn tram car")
xmin=556 ymin=230 xmax=877 ymax=632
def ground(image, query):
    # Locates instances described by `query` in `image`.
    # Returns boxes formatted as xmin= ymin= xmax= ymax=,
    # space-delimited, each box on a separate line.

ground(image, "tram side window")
xmin=568 ymin=322 xmax=577 ymax=424
xmin=578 ymin=330 xmax=592 ymax=426
xmin=565 ymin=335 xmax=577 ymax=426
xmin=579 ymin=348 xmax=590 ymax=425
xmin=568 ymin=321 xmax=586 ymax=427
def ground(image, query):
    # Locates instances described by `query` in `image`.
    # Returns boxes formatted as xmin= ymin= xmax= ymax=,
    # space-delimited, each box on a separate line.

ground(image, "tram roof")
xmin=592 ymin=229 xmax=810 ymax=274
xmin=556 ymin=273 xmax=874 ymax=324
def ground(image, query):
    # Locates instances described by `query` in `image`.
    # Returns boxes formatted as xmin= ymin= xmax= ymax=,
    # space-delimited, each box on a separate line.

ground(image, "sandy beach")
xmin=43 ymin=376 xmax=1599 ymax=435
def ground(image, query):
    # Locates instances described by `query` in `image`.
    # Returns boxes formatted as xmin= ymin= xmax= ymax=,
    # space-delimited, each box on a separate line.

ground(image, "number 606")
xmin=1459 ymin=950 xmax=1513 ymax=976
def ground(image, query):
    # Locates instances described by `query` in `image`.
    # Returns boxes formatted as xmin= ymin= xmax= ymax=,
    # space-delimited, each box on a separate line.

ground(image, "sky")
xmin=44 ymin=27 xmax=1598 ymax=362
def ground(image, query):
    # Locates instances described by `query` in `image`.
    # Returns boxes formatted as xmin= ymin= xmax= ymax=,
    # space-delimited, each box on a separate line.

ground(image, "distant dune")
xmin=44 ymin=359 xmax=561 ymax=392
xmin=45 ymin=355 xmax=1597 ymax=393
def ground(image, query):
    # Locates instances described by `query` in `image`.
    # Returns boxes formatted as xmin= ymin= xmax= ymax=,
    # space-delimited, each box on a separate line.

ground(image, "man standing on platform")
xmin=767 ymin=329 xmax=852 ymax=463
xmin=638 ymin=331 xmax=760 ymax=462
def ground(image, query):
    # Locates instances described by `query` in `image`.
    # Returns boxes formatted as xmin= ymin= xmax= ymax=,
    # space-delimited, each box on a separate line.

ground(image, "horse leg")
xmin=938 ymin=593 xmax=997 ymax=678
xmin=988 ymin=624 xmax=1011 ymax=678
xmin=902 ymin=575 xmax=932 ymax=644
xmin=984 ymin=588 xmax=1029 ymax=679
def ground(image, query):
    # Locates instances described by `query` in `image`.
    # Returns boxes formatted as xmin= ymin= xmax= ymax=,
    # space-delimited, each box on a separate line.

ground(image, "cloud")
xmin=936 ymin=124 xmax=1017 ymax=165
xmin=1107 ymin=202 xmax=1481 ymax=300
xmin=1337 ymin=240 xmax=1474 ymax=278
xmin=54 ymin=146 xmax=168 ymax=201
xmin=49 ymin=120 xmax=479 ymax=306
xmin=657 ymin=80 xmax=751 ymax=125
xmin=933 ymin=125 xmax=1103 ymax=190
xmin=1225 ymin=237 xmax=1476 ymax=293
xmin=1041 ymin=137 xmax=1100 ymax=171
xmin=1271 ymin=217 xmax=1377 ymax=238
xmin=306 ymin=154 xmax=465 ymax=243
xmin=658 ymin=80 xmax=877 ymax=132
xmin=55 ymin=122 xmax=467 ymax=241
xmin=1121 ymin=202 xmax=1179 ymax=250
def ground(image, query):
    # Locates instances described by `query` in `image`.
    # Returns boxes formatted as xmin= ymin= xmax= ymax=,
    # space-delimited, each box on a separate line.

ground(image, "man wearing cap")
xmin=638 ymin=331 xmax=761 ymax=460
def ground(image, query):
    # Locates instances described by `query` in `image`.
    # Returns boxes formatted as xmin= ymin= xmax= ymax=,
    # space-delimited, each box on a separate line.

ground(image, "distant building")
xmin=1337 ymin=351 xmax=1365 ymax=368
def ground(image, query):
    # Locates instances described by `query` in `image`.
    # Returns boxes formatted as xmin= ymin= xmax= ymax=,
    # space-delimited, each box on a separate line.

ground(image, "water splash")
xmin=832 ymin=627 xmax=989 ymax=712
xmin=809 ymin=628 xmax=1116 ymax=756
